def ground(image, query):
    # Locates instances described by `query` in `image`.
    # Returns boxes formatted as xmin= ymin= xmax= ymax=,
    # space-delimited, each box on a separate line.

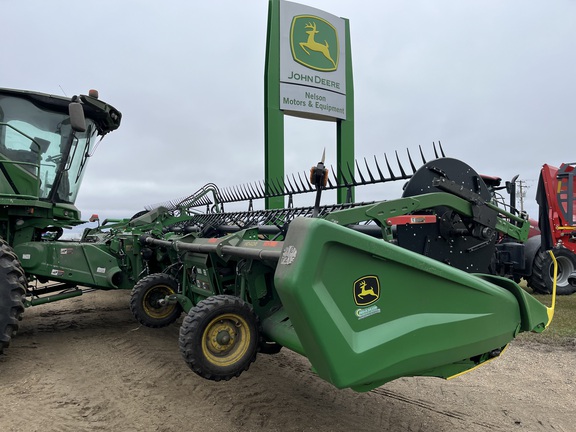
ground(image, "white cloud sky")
xmin=2 ymin=0 xmax=575 ymax=222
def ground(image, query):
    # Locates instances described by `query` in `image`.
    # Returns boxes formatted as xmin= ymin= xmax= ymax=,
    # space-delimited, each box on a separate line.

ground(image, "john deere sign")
xmin=280 ymin=1 xmax=347 ymax=120
xmin=264 ymin=0 xmax=354 ymax=208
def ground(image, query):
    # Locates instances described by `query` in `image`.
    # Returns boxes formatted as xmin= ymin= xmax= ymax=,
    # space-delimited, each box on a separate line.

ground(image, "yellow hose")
xmin=546 ymin=250 xmax=558 ymax=327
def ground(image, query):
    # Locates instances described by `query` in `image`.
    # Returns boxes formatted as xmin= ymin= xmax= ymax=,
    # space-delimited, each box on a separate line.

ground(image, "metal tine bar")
xmin=242 ymin=184 xmax=256 ymax=200
xmin=395 ymin=151 xmax=407 ymax=178
xmin=256 ymin=181 xmax=267 ymax=198
xmin=384 ymin=153 xmax=397 ymax=180
xmin=325 ymin=167 xmax=335 ymax=188
xmin=297 ymin=172 xmax=310 ymax=192
xmin=329 ymin=164 xmax=339 ymax=185
xmin=287 ymin=175 xmax=300 ymax=194
xmin=364 ymin=158 xmax=376 ymax=183
xmin=281 ymin=176 xmax=291 ymax=195
xmin=355 ymin=159 xmax=367 ymax=184
xmin=231 ymin=185 xmax=243 ymax=201
xmin=347 ymin=161 xmax=358 ymax=186
xmin=262 ymin=180 xmax=274 ymax=197
xmin=373 ymin=156 xmax=386 ymax=181
xmin=274 ymin=177 xmax=286 ymax=196
xmin=238 ymin=184 xmax=252 ymax=201
xmin=270 ymin=178 xmax=283 ymax=196
xmin=247 ymin=182 xmax=261 ymax=200
xmin=337 ymin=164 xmax=352 ymax=187
xmin=419 ymin=145 xmax=427 ymax=164
xmin=295 ymin=173 xmax=307 ymax=193
xmin=222 ymin=188 xmax=235 ymax=202
xmin=266 ymin=179 xmax=278 ymax=196
xmin=433 ymin=142 xmax=439 ymax=159
xmin=305 ymin=170 xmax=314 ymax=191
xmin=285 ymin=175 xmax=299 ymax=195
xmin=225 ymin=186 xmax=237 ymax=202
xmin=236 ymin=184 xmax=248 ymax=201
xmin=438 ymin=141 xmax=445 ymax=157
xmin=407 ymin=149 xmax=417 ymax=174
xmin=237 ymin=184 xmax=249 ymax=200
xmin=218 ymin=187 xmax=231 ymax=202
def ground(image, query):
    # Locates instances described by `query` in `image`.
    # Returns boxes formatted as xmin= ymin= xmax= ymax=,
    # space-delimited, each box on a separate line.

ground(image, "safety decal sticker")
xmin=280 ymin=245 xmax=298 ymax=265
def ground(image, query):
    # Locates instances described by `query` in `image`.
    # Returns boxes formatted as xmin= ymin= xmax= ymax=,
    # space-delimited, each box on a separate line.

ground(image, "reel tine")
xmin=384 ymin=153 xmax=397 ymax=180
xmin=238 ymin=184 xmax=250 ymax=200
xmin=373 ymin=156 xmax=386 ymax=181
xmin=230 ymin=186 xmax=241 ymax=201
xmin=247 ymin=182 xmax=260 ymax=200
xmin=433 ymin=142 xmax=439 ymax=159
xmin=438 ymin=141 xmax=446 ymax=157
xmin=395 ymin=151 xmax=407 ymax=178
xmin=364 ymin=157 xmax=376 ymax=183
xmin=223 ymin=187 xmax=235 ymax=202
xmin=355 ymin=159 xmax=366 ymax=184
xmin=407 ymin=148 xmax=417 ymax=174
xmin=256 ymin=181 xmax=267 ymax=197
xmin=288 ymin=174 xmax=301 ymax=193
xmin=297 ymin=171 xmax=309 ymax=191
xmin=346 ymin=161 xmax=357 ymax=186
xmin=419 ymin=145 xmax=427 ymax=164
xmin=272 ymin=178 xmax=284 ymax=196
xmin=326 ymin=167 xmax=335 ymax=188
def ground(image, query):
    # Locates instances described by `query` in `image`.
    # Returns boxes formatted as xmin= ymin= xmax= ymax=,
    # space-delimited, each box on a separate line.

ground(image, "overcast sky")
xmin=2 ymin=0 xmax=575 ymax=223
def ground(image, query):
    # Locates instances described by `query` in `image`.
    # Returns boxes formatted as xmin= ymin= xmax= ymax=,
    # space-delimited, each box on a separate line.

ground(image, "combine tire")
xmin=0 ymin=239 xmax=26 ymax=355
xmin=530 ymin=248 xmax=576 ymax=295
xmin=179 ymin=295 xmax=259 ymax=381
xmin=130 ymin=274 xmax=182 ymax=327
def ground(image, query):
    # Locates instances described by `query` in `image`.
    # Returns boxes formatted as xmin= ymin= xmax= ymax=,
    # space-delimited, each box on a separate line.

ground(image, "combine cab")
xmin=0 ymin=88 xmax=121 ymax=353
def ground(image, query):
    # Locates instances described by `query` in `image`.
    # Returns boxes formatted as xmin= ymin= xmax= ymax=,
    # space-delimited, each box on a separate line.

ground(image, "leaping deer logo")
xmin=290 ymin=15 xmax=338 ymax=72
xmin=299 ymin=22 xmax=336 ymax=69
xmin=357 ymin=281 xmax=377 ymax=299
xmin=354 ymin=276 xmax=380 ymax=306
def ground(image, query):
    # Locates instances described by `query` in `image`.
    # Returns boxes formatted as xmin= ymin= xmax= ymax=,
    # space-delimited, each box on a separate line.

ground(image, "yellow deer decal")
xmin=299 ymin=22 xmax=336 ymax=68
xmin=357 ymin=280 xmax=377 ymax=299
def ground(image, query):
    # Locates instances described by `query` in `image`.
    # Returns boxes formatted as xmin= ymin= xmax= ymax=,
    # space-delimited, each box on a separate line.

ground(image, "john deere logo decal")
xmin=353 ymin=276 xmax=380 ymax=306
xmin=290 ymin=15 xmax=339 ymax=72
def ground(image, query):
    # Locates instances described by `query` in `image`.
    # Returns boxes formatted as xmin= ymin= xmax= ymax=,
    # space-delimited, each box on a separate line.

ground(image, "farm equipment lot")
xmin=1 ymin=290 xmax=574 ymax=432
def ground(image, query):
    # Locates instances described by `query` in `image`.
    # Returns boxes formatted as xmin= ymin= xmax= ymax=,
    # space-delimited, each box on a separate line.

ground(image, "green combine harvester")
xmin=0 ymin=87 xmax=556 ymax=392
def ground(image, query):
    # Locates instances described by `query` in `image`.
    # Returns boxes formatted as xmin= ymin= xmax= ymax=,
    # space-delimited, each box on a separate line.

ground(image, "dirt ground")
xmin=1 ymin=290 xmax=574 ymax=432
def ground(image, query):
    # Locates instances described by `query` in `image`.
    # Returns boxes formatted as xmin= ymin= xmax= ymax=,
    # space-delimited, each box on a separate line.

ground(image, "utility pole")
xmin=517 ymin=180 xmax=529 ymax=212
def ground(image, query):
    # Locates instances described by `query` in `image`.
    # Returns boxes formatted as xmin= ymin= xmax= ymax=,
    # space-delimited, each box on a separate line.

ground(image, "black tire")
xmin=179 ymin=295 xmax=259 ymax=381
xmin=529 ymin=248 xmax=576 ymax=295
xmin=130 ymin=273 xmax=182 ymax=327
xmin=0 ymin=239 xmax=26 ymax=355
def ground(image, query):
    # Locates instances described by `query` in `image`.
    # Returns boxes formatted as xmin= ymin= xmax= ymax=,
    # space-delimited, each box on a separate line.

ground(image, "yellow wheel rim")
xmin=143 ymin=284 xmax=176 ymax=319
xmin=201 ymin=313 xmax=251 ymax=367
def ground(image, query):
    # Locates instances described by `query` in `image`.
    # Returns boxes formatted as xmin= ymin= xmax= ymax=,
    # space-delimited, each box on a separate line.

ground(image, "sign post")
xmin=265 ymin=0 xmax=354 ymax=208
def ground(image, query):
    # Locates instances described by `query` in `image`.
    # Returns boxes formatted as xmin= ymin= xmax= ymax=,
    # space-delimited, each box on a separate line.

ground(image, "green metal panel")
xmin=264 ymin=0 xmax=285 ymax=210
xmin=336 ymin=18 xmax=354 ymax=204
xmin=15 ymin=241 xmax=122 ymax=289
xmin=274 ymin=217 xmax=548 ymax=391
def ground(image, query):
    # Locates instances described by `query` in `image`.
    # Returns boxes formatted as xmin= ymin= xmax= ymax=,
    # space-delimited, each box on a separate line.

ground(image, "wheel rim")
xmin=549 ymin=255 xmax=575 ymax=286
xmin=201 ymin=313 xmax=251 ymax=367
xmin=143 ymin=285 xmax=177 ymax=319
